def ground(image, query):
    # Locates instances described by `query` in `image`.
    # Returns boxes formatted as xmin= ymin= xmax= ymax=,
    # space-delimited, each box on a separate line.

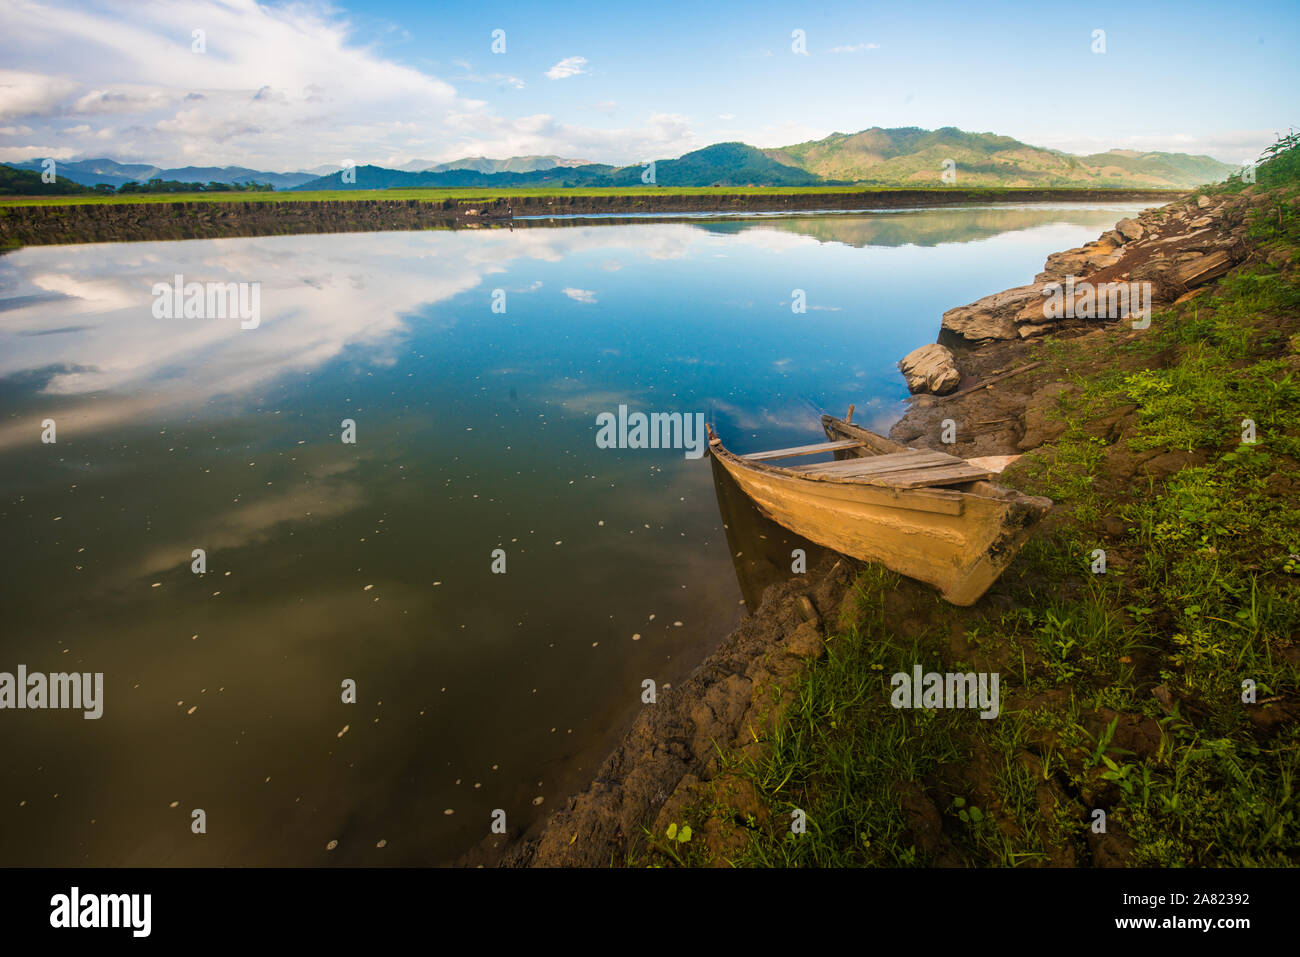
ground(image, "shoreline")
xmin=484 ymin=176 xmax=1300 ymax=867
xmin=0 ymin=187 xmax=1178 ymax=247
xmin=465 ymin=552 xmax=857 ymax=866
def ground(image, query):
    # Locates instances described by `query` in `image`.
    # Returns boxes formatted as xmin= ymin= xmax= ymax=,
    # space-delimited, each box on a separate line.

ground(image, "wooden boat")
xmin=707 ymin=411 xmax=1052 ymax=606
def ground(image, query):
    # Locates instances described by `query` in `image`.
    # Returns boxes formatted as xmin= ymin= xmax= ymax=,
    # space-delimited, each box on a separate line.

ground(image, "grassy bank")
xmin=0 ymin=184 xmax=1182 ymax=208
xmin=655 ymin=143 xmax=1300 ymax=868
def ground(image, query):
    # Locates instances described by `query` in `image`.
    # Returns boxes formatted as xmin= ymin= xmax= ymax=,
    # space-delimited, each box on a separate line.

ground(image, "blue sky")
xmin=0 ymin=0 xmax=1295 ymax=170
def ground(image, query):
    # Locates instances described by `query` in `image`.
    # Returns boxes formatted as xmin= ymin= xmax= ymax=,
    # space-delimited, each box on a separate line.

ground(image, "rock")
xmin=837 ymin=589 xmax=864 ymax=631
xmin=1088 ymin=826 xmax=1136 ymax=867
xmin=1082 ymin=403 xmax=1137 ymax=443
xmin=895 ymin=781 xmax=961 ymax=866
xmin=1196 ymin=194 xmax=1211 ymax=208
xmin=965 ymin=454 xmax=1020 ymax=473
xmin=1141 ymin=449 xmax=1207 ymax=480
xmin=784 ymin=621 xmax=825 ymax=660
xmin=940 ymin=284 xmax=1044 ymax=342
xmin=1266 ymin=247 xmax=1293 ymax=268
xmin=1036 ymin=240 xmax=1123 ymax=283
xmin=689 ymin=673 xmax=754 ymax=773
xmin=795 ymin=594 xmax=821 ymax=627
xmin=1173 ymin=250 xmax=1237 ymax=288
xmin=1115 ymin=218 xmax=1144 ymax=242
xmin=899 ymin=342 xmax=961 ymax=394
xmin=1017 ymin=382 xmax=1076 ymax=450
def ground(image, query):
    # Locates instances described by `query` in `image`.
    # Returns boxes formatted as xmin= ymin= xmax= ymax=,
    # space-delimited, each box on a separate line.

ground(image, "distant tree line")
xmin=97 ymin=179 xmax=274 ymax=194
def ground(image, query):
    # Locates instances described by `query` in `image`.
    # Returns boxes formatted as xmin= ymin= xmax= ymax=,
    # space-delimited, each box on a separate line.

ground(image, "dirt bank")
xmin=0 ymin=188 xmax=1177 ymax=247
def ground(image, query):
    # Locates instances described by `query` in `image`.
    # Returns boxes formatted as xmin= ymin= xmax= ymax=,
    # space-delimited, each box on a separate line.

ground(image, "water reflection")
xmin=698 ymin=203 xmax=1139 ymax=248
xmin=710 ymin=455 xmax=831 ymax=611
xmin=0 ymin=204 xmax=1142 ymax=865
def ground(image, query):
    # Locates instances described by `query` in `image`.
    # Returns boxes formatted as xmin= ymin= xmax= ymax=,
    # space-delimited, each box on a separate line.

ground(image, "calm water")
xmin=0 ymin=203 xmax=1142 ymax=864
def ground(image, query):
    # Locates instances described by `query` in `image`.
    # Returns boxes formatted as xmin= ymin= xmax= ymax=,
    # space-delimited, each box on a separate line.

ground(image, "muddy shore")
xmin=465 ymin=553 xmax=856 ymax=866
xmin=0 ymin=187 xmax=1176 ymax=247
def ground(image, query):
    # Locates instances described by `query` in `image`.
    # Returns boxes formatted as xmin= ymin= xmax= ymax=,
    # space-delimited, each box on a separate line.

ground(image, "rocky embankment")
xmin=937 ymin=194 xmax=1251 ymax=343
xmin=0 ymin=198 xmax=465 ymax=246
xmin=893 ymin=189 xmax=1285 ymax=461
xmin=0 ymin=188 xmax=1176 ymax=247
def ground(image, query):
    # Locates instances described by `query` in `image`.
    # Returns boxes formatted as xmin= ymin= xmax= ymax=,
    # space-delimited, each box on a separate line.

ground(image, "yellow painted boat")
xmin=707 ymin=413 xmax=1051 ymax=605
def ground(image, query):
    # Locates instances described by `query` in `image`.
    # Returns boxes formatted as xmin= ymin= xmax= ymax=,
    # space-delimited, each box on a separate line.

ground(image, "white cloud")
xmin=828 ymin=43 xmax=880 ymax=54
xmin=72 ymin=88 xmax=170 ymax=114
xmin=0 ymin=4 xmax=704 ymax=168
xmin=0 ymin=0 xmax=477 ymax=168
xmin=562 ymin=287 xmax=597 ymax=303
xmin=0 ymin=69 xmax=78 ymax=119
xmin=0 ymin=144 xmax=75 ymax=161
xmin=545 ymin=57 xmax=589 ymax=80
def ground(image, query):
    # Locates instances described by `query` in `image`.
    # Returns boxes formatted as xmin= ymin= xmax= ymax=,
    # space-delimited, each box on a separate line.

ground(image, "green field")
xmin=0 ymin=184 xmax=1182 ymax=208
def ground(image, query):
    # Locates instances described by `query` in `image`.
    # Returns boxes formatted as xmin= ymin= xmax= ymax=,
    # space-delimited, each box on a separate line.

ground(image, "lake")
xmin=0 ymin=202 xmax=1143 ymax=864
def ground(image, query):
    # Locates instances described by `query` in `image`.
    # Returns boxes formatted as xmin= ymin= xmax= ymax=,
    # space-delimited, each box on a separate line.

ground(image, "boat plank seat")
xmin=742 ymin=439 xmax=865 ymax=461
xmin=789 ymin=449 xmax=952 ymax=475
xmin=867 ymin=463 xmax=994 ymax=488
xmin=791 ymin=448 xmax=993 ymax=488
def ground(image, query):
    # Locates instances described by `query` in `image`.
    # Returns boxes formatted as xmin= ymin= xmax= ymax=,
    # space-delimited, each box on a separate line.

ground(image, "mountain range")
xmin=4 ymin=127 xmax=1239 ymax=194
xmin=288 ymin=129 xmax=1234 ymax=191
xmin=8 ymin=157 xmax=321 ymax=190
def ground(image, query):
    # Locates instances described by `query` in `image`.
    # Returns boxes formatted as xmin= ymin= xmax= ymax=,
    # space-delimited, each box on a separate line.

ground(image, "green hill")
xmin=604 ymin=142 xmax=820 ymax=187
xmin=0 ymin=165 xmax=92 ymax=195
xmin=763 ymin=127 xmax=1235 ymax=188
xmin=293 ymin=143 xmax=818 ymax=190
